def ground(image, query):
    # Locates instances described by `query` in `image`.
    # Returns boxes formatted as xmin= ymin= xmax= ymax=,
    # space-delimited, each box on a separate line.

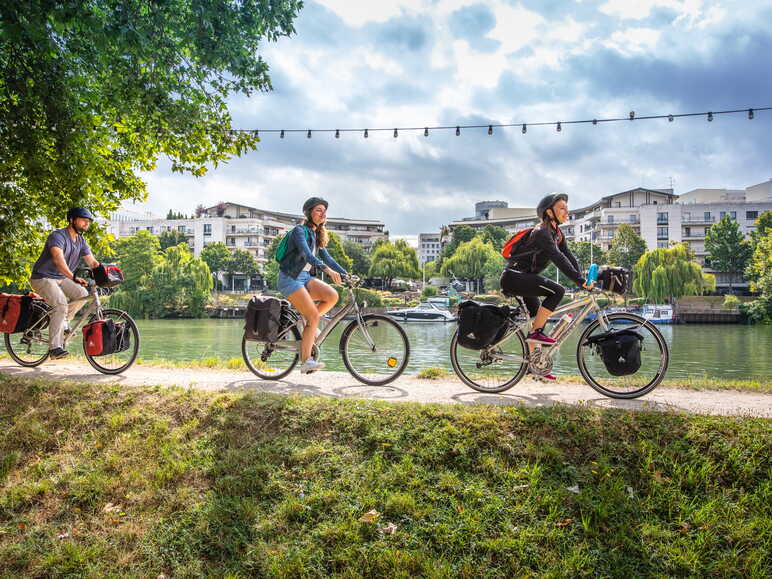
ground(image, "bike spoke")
xmin=342 ymin=316 xmax=409 ymax=385
xmin=450 ymin=330 xmax=528 ymax=393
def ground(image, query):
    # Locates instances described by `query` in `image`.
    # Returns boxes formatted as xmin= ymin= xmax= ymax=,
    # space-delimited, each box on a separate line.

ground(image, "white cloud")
xmin=313 ymin=0 xmax=425 ymax=27
xmin=603 ymin=27 xmax=662 ymax=55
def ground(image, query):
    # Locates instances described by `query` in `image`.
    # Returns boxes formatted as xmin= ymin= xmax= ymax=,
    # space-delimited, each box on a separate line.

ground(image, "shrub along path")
xmin=0 ymin=359 xmax=769 ymax=417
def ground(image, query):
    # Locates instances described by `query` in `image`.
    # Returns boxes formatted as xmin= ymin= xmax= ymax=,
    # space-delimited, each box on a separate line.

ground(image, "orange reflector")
xmin=387 ymin=357 xmax=398 ymax=367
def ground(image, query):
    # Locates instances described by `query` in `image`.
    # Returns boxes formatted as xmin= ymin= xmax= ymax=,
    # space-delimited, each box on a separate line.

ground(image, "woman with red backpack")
xmin=500 ymin=194 xmax=594 ymax=380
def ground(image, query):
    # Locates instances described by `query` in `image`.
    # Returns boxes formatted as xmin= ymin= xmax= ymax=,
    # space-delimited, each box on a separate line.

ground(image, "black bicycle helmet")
xmin=66 ymin=207 xmax=95 ymax=221
xmin=536 ymin=193 xmax=568 ymax=220
xmin=302 ymin=196 xmax=328 ymax=217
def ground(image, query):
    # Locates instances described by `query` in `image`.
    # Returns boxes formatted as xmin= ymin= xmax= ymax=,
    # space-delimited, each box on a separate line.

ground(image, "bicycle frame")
xmin=486 ymin=291 xmax=611 ymax=364
xmin=22 ymin=285 xmax=104 ymax=348
xmin=271 ymin=281 xmax=377 ymax=352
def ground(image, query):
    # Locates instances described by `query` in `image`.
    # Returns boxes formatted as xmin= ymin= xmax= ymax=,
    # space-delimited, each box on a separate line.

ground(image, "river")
xmin=133 ymin=318 xmax=771 ymax=381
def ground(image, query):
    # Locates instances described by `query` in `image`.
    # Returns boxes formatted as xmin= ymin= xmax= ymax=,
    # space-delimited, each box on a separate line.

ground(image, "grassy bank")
xmin=1 ymin=376 xmax=770 ymax=577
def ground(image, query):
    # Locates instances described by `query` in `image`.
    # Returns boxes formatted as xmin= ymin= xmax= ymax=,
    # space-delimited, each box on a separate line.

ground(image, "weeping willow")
xmin=633 ymin=243 xmax=711 ymax=303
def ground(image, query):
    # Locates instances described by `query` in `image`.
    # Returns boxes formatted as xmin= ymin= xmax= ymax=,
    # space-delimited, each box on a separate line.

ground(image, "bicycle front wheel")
xmin=577 ymin=313 xmax=669 ymax=399
xmin=340 ymin=314 xmax=409 ymax=385
xmin=450 ymin=328 xmax=529 ymax=393
xmin=84 ymin=309 xmax=140 ymax=375
xmin=242 ymin=325 xmax=301 ymax=380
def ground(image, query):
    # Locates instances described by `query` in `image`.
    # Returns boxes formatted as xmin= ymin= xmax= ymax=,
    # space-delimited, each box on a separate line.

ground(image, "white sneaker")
xmin=300 ymin=358 xmax=325 ymax=374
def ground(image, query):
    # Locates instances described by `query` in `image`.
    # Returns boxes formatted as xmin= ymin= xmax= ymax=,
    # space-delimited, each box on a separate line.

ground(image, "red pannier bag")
xmin=92 ymin=264 xmax=124 ymax=288
xmin=0 ymin=292 xmax=41 ymax=333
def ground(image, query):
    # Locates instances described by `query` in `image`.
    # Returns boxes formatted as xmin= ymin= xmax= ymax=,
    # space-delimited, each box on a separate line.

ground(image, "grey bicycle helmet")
xmin=302 ymin=197 xmax=328 ymax=217
xmin=536 ymin=193 xmax=568 ymax=220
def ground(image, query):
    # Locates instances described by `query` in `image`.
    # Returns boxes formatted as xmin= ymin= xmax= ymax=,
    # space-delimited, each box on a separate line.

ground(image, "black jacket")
xmin=508 ymin=225 xmax=585 ymax=287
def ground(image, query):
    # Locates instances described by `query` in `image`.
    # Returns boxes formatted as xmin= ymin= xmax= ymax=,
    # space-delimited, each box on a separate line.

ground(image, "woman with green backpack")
xmin=276 ymin=197 xmax=348 ymax=374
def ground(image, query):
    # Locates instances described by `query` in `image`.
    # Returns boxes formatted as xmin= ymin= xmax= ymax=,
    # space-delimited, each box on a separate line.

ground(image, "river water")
xmin=134 ymin=318 xmax=771 ymax=382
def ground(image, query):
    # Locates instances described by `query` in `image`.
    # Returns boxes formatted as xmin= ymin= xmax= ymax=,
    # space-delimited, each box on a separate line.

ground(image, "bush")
xmin=472 ymin=294 xmax=502 ymax=304
xmin=332 ymin=286 xmax=384 ymax=307
xmin=421 ymin=285 xmax=438 ymax=299
xmin=722 ymin=294 xmax=742 ymax=310
xmin=739 ymin=295 xmax=772 ymax=324
xmin=416 ymin=367 xmax=448 ymax=380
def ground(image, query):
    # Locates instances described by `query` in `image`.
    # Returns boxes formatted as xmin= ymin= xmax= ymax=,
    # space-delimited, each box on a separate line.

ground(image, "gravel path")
xmin=1 ymin=359 xmax=770 ymax=417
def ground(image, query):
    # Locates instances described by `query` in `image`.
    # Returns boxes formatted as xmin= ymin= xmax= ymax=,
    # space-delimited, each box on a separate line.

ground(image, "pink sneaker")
xmin=526 ymin=329 xmax=556 ymax=345
xmin=529 ymin=372 xmax=556 ymax=381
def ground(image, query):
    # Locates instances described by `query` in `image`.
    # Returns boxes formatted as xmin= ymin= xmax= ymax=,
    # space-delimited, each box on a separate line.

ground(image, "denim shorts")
xmin=278 ymin=270 xmax=313 ymax=297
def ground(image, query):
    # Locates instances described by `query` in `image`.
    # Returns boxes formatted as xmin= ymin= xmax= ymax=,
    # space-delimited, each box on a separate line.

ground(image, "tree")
xmin=144 ymin=244 xmax=212 ymax=318
xmin=439 ymin=225 xmax=476 ymax=263
xmin=633 ymin=243 xmax=711 ymax=303
xmin=746 ymin=234 xmax=772 ymax=297
xmin=478 ymin=225 xmax=510 ymax=251
xmin=394 ymin=239 xmax=421 ymax=280
xmin=440 ymin=237 xmax=503 ymax=294
xmin=325 ymin=232 xmax=353 ymax=273
xmin=112 ymin=230 xmax=160 ymax=293
xmin=568 ymin=241 xmax=606 ymax=274
xmin=343 ymin=241 xmax=372 ymax=278
xmin=369 ymin=241 xmax=418 ymax=289
xmin=0 ymin=1 xmax=303 ymax=284
xmin=705 ymin=216 xmax=752 ymax=290
xmin=200 ymin=242 xmax=231 ymax=291
xmin=226 ymin=249 xmax=259 ymax=290
xmin=749 ymin=210 xmax=772 ymax=250
xmin=606 ymin=224 xmax=647 ymax=271
xmin=159 ymin=229 xmax=189 ymax=250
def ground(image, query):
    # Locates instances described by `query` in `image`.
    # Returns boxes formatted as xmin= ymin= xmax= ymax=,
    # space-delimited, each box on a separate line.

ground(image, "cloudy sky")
xmin=133 ymin=0 xmax=772 ymax=240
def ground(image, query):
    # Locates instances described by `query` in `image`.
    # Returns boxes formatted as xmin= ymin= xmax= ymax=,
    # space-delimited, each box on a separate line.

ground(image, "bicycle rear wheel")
xmin=450 ymin=328 xmax=529 ymax=393
xmin=242 ymin=325 xmax=301 ymax=380
xmin=84 ymin=309 xmax=140 ymax=375
xmin=577 ymin=313 xmax=669 ymax=399
xmin=340 ymin=314 xmax=409 ymax=385
xmin=3 ymin=301 xmax=52 ymax=367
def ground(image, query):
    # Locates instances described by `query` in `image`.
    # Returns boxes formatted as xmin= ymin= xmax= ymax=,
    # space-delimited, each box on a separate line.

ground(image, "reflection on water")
xmin=132 ymin=318 xmax=772 ymax=381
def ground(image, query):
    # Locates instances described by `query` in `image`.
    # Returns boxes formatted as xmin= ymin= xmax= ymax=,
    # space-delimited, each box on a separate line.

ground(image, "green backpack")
xmin=274 ymin=226 xmax=312 ymax=263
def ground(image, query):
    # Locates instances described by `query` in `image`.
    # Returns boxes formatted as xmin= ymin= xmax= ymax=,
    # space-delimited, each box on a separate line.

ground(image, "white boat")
xmin=640 ymin=304 xmax=676 ymax=324
xmin=386 ymin=301 xmax=456 ymax=322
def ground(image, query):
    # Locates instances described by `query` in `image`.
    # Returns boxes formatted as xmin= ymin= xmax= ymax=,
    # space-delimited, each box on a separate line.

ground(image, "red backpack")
xmin=501 ymin=228 xmax=533 ymax=259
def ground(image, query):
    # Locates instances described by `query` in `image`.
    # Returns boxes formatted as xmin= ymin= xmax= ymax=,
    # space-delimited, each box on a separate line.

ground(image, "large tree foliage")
xmin=200 ymin=242 xmax=231 ymax=288
xmin=478 ymin=225 xmax=510 ymax=251
xmin=368 ymin=241 xmax=419 ymax=289
xmin=440 ymin=237 xmax=503 ymax=293
xmin=0 ymin=0 xmax=303 ymax=284
xmin=325 ymin=232 xmax=353 ymax=273
xmin=108 ymin=235 xmax=212 ymax=317
xmin=159 ymin=229 xmax=189 ymax=250
xmin=606 ymin=224 xmax=647 ymax=271
xmin=342 ymin=240 xmax=371 ymax=278
xmin=439 ymin=225 xmax=476 ymax=263
xmin=567 ymin=241 xmax=606 ymax=274
xmin=746 ymin=234 xmax=772 ymax=297
xmin=704 ymin=216 xmax=752 ymax=289
xmin=226 ymin=249 xmax=259 ymax=278
xmin=633 ymin=243 xmax=713 ymax=303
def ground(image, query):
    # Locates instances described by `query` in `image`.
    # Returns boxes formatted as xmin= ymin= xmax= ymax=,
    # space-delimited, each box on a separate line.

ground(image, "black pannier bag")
xmin=597 ymin=266 xmax=632 ymax=295
xmin=456 ymin=300 xmax=511 ymax=350
xmin=92 ymin=264 xmax=125 ymax=288
xmin=584 ymin=327 xmax=644 ymax=376
xmin=244 ymin=296 xmax=289 ymax=341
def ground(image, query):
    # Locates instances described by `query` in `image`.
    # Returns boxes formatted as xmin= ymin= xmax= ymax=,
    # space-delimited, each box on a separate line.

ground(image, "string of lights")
xmin=228 ymin=106 xmax=769 ymax=139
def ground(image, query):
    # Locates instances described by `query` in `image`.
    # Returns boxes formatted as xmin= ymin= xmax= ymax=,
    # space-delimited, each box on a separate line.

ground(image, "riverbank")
xmin=1 ymin=376 xmax=769 ymax=577
xmin=1 ymin=358 xmax=770 ymax=416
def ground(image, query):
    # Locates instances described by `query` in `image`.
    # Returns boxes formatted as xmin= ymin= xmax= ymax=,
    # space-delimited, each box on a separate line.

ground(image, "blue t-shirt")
xmin=31 ymin=228 xmax=92 ymax=280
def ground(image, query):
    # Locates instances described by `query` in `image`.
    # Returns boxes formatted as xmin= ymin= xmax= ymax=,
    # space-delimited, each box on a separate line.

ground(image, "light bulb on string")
xmin=364 ymin=129 xmax=368 ymax=138
xmin=455 ymin=126 xmax=460 ymax=136
xmin=488 ymin=125 xmax=493 ymax=135
xmin=748 ymin=109 xmax=754 ymax=119
xmin=707 ymin=112 xmax=713 ymax=122
xmin=522 ymin=124 xmax=527 ymax=134
xmin=254 ymin=130 xmax=259 ymax=137
xmin=629 ymin=111 xmax=635 ymax=120
xmin=307 ymin=129 xmax=312 ymax=138
xmin=592 ymin=119 xmax=597 ymax=125
xmin=668 ymin=115 xmax=674 ymax=122
xmin=424 ymin=127 xmax=429 ymax=137
xmin=394 ymin=128 xmax=398 ymax=138
xmin=335 ymin=129 xmax=340 ymax=138
xmin=556 ymin=122 xmax=562 ymax=132
xmin=280 ymin=129 xmax=285 ymax=138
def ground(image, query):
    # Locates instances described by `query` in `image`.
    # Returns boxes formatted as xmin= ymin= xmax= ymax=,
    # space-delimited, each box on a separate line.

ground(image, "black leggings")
xmin=500 ymin=268 xmax=565 ymax=317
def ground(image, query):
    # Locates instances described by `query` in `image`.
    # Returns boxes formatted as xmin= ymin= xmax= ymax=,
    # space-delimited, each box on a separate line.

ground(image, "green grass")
xmin=1 ymin=375 xmax=770 ymax=577
xmin=416 ymin=367 xmax=450 ymax=380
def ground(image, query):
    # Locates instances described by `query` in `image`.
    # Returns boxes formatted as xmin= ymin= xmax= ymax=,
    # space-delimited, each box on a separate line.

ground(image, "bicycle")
xmin=3 ymin=272 xmax=140 ymax=375
xmin=450 ymin=288 xmax=670 ymax=399
xmin=242 ymin=276 xmax=410 ymax=385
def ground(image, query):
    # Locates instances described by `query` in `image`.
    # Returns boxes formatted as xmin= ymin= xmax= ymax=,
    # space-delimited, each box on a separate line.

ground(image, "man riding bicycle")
xmin=29 ymin=207 xmax=101 ymax=359
xmin=500 ymin=193 xmax=594 ymax=380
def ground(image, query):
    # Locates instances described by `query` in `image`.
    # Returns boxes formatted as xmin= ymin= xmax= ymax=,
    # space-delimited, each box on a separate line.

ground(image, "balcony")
xmin=682 ymin=217 xmax=715 ymax=224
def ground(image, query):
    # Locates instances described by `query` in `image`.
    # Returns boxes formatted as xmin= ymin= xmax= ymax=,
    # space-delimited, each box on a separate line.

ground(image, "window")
xmin=226 ymin=237 xmax=235 ymax=246
xmin=720 ymin=211 xmax=726 ymax=219
xmin=204 ymin=224 xmax=212 ymax=235
xmin=747 ymin=210 xmax=759 ymax=220
xmin=178 ymin=225 xmax=186 ymax=233
xmin=657 ymin=241 xmax=669 ymax=248
xmin=146 ymin=226 xmax=154 ymax=234
xmin=704 ymin=212 xmax=711 ymax=221
xmin=607 ymin=215 xmax=614 ymax=224
xmin=684 ymin=227 xmax=691 ymax=237
xmin=683 ymin=212 xmax=691 ymax=221
xmin=657 ymin=227 xmax=669 ymax=239
xmin=657 ymin=212 xmax=668 ymax=225
xmin=730 ymin=211 xmax=736 ymax=220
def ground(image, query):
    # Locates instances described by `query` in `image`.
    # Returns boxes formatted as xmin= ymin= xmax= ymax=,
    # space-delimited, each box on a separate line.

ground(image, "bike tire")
xmin=340 ymin=314 xmax=409 ymax=386
xmin=242 ymin=325 xmax=301 ymax=380
xmin=84 ymin=309 xmax=140 ymax=375
xmin=576 ymin=312 xmax=669 ymax=399
xmin=4 ymin=331 xmax=50 ymax=367
xmin=449 ymin=328 xmax=529 ymax=393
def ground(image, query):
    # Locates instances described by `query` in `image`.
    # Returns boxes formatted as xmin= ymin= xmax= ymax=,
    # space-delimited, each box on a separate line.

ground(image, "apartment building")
xmin=418 ymin=233 xmax=442 ymax=265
